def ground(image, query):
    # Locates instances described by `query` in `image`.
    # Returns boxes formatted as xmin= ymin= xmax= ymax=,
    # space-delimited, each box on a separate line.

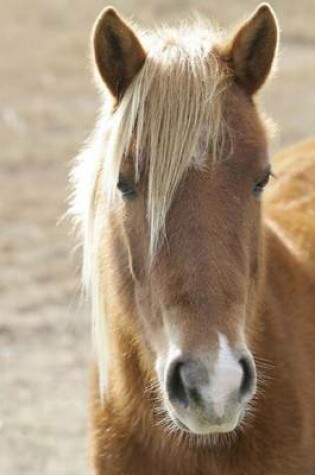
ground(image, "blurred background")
xmin=1 ymin=1 xmax=314 ymax=474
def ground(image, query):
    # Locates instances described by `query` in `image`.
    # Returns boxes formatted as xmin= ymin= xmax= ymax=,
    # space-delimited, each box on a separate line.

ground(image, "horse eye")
xmin=117 ymin=175 xmax=136 ymax=199
xmin=253 ymin=166 xmax=272 ymax=198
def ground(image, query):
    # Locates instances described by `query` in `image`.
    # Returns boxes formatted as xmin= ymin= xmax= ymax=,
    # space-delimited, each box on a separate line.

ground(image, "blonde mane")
xmin=70 ymin=21 xmax=232 ymax=392
xmin=103 ymin=22 xmax=231 ymax=255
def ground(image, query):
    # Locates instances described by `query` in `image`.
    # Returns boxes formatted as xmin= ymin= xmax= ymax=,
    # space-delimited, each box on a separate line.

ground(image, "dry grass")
xmin=1 ymin=1 xmax=314 ymax=474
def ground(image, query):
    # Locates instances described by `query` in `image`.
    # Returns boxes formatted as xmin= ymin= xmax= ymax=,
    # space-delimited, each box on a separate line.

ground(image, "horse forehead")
xmin=128 ymin=123 xmax=212 ymax=175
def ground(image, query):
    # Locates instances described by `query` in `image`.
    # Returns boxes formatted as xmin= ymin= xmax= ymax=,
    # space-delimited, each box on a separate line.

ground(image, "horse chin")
xmin=167 ymin=404 xmax=244 ymax=436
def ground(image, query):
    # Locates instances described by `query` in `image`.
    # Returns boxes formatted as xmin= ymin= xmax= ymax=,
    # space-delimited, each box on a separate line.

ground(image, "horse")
xmin=70 ymin=3 xmax=315 ymax=474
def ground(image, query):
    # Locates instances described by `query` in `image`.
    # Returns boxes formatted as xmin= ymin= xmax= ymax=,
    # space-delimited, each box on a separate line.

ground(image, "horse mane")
xmin=70 ymin=19 xmax=232 ymax=392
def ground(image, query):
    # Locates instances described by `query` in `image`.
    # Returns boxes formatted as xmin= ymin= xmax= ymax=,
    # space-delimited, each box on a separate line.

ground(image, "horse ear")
xmin=223 ymin=3 xmax=278 ymax=95
xmin=92 ymin=7 xmax=146 ymax=99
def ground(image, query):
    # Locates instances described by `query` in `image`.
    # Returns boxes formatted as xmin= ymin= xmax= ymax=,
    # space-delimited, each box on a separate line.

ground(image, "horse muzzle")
xmin=163 ymin=337 xmax=257 ymax=434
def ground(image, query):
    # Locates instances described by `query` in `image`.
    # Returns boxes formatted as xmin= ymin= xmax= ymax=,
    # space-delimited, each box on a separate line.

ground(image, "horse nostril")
xmin=166 ymin=361 xmax=189 ymax=408
xmin=239 ymin=356 xmax=255 ymax=401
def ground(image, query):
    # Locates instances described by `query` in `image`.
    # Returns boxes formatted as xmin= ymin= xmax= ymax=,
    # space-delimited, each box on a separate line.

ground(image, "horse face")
xmin=118 ymin=89 xmax=270 ymax=434
xmin=91 ymin=4 xmax=277 ymax=435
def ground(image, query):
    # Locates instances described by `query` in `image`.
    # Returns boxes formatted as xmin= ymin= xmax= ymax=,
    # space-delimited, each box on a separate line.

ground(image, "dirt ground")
xmin=1 ymin=1 xmax=314 ymax=474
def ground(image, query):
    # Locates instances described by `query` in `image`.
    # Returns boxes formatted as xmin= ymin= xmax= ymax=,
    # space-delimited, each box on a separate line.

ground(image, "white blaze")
xmin=210 ymin=333 xmax=243 ymax=418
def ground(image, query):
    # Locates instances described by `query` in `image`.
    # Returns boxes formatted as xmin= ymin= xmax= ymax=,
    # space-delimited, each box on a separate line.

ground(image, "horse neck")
xmin=247 ymin=217 xmax=307 ymax=442
xmin=253 ymin=219 xmax=299 ymax=364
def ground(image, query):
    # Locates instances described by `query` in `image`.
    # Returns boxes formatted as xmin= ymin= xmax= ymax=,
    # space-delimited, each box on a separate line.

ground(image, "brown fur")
xmin=73 ymin=5 xmax=315 ymax=475
xmin=90 ymin=137 xmax=315 ymax=475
